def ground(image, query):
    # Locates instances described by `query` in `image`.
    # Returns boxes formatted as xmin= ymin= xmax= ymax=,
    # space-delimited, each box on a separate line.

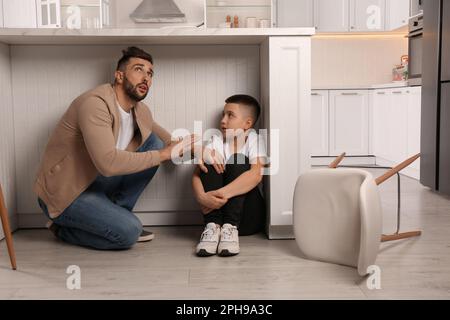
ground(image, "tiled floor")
xmin=1 ymin=169 xmax=450 ymax=299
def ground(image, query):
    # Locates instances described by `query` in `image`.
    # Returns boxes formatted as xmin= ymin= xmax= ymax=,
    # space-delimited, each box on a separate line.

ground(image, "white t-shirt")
xmin=115 ymin=104 xmax=136 ymax=151
xmin=205 ymin=130 xmax=267 ymax=165
xmin=205 ymin=130 xmax=267 ymax=196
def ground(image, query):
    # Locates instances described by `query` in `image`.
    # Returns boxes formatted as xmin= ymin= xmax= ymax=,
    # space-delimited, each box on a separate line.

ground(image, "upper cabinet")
xmin=385 ymin=0 xmax=410 ymax=31
xmin=276 ymin=0 xmax=314 ymax=27
xmin=2 ymin=0 xmax=37 ymax=28
xmin=441 ymin=0 xmax=450 ymax=82
xmin=274 ymin=0 xmax=410 ymax=32
xmin=349 ymin=0 xmax=386 ymax=32
xmin=314 ymin=0 xmax=349 ymax=32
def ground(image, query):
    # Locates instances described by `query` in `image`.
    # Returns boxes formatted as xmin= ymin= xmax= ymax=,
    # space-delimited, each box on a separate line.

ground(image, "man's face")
xmin=220 ymin=103 xmax=252 ymax=138
xmin=118 ymin=57 xmax=154 ymax=102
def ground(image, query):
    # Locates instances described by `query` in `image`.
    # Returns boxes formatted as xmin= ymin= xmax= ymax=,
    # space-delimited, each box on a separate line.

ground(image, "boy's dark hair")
xmin=225 ymin=94 xmax=261 ymax=125
xmin=116 ymin=46 xmax=153 ymax=71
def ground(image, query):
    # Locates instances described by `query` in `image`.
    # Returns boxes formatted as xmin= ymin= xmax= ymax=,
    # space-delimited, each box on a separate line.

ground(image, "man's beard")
xmin=123 ymin=76 xmax=148 ymax=102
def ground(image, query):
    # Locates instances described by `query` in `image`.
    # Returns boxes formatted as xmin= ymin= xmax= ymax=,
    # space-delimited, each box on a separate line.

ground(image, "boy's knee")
xmin=226 ymin=153 xmax=249 ymax=166
xmin=225 ymin=154 xmax=250 ymax=177
xmin=201 ymin=164 xmax=222 ymax=177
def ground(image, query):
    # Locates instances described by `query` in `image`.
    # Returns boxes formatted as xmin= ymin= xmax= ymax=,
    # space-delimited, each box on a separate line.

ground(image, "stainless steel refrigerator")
xmin=421 ymin=0 xmax=450 ymax=193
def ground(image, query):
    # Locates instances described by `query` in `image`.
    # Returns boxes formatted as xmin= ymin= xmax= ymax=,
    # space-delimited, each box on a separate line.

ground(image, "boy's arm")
xmin=192 ymin=166 xmax=228 ymax=213
xmin=216 ymin=157 xmax=264 ymax=199
xmin=192 ymin=166 xmax=206 ymax=202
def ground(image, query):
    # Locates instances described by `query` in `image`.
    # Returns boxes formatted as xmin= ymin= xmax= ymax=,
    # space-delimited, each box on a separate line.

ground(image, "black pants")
xmin=199 ymin=154 xmax=266 ymax=236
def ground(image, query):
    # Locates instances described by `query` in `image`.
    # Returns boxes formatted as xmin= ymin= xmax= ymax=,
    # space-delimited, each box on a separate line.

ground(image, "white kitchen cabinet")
xmin=371 ymin=89 xmax=390 ymax=159
xmin=2 ymin=0 xmax=37 ymax=28
xmin=275 ymin=0 xmax=314 ymax=27
xmin=350 ymin=0 xmax=386 ymax=31
xmin=264 ymin=36 xmax=312 ymax=232
xmin=386 ymin=0 xmax=410 ymax=30
xmin=329 ymin=90 xmax=369 ymax=156
xmin=311 ymin=90 xmax=329 ymax=156
xmin=314 ymin=0 xmax=349 ymax=32
xmin=388 ymin=88 xmax=409 ymax=163
xmin=372 ymin=86 xmax=421 ymax=175
xmin=407 ymin=86 xmax=421 ymax=169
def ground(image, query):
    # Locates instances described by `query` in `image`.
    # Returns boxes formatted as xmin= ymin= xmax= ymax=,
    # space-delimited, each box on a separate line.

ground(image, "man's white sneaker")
xmin=196 ymin=223 xmax=221 ymax=257
xmin=218 ymin=223 xmax=239 ymax=256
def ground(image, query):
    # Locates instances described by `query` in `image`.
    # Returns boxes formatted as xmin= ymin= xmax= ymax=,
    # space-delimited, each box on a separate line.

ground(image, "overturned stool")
xmin=293 ymin=153 xmax=421 ymax=276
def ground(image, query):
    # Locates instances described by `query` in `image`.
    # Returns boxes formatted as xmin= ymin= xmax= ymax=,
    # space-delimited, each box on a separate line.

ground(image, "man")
xmin=34 ymin=47 xmax=194 ymax=250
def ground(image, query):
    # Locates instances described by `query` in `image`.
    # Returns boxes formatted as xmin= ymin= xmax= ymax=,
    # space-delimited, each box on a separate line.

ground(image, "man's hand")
xmin=159 ymin=134 xmax=199 ymax=162
xmin=198 ymin=147 xmax=225 ymax=174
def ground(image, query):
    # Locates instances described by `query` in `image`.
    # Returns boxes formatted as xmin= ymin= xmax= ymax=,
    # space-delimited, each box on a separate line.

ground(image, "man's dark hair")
xmin=116 ymin=46 xmax=153 ymax=71
xmin=225 ymin=94 xmax=261 ymax=125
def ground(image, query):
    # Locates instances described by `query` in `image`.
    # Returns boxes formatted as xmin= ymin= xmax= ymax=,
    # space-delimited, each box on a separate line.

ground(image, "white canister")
xmin=246 ymin=17 xmax=258 ymax=28
xmin=259 ymin=19 xmax=270 ymax=28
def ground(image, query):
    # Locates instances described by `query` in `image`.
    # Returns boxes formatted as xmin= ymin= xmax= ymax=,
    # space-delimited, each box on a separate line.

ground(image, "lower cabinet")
xmin=312 ymin=86 xmax=422 ymax=172
xmin=311 ymin=90 xmax=329 ymax=156
xmin=371 ymin=86 xmax=421 ymax=169
xmin=311 ymin=89 xmax=369 ymax=156
xmin=329 ymin=90 xmax=369 ymax=156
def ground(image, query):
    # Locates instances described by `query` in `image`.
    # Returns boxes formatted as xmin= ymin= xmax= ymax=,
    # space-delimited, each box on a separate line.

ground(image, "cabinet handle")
xmin=392 ymin=91 xmax=403 ymax=94
xmin=341 ymin=92 xmax=358 ymax=95
xmin=311 ymin=93 xmax=319 ymax=96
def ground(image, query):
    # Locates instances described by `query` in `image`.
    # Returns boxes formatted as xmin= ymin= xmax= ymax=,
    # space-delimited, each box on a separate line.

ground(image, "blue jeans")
xmin=38 ymin=133 xmax=164 ymax=250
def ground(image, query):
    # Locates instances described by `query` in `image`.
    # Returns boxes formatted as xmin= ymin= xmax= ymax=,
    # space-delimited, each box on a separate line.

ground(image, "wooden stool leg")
xmin=0 ymin=184 xmax=17 ymax=270
xmin=381 ymin=231 xmax=422 ymax=242
xmin=328 ymin=152 xmax=346 ymax=168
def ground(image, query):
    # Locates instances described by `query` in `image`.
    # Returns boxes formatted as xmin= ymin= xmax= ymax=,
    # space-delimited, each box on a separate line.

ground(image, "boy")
xmin=192 ymin=94 xmax=267 ymax=257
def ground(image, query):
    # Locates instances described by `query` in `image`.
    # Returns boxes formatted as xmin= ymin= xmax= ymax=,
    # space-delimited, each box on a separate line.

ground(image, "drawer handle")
xmin=311 ymin=93 xmax=319 ymax=96
xmin=377 ymin=92 xmax=386 ymax=95
xmin=392 ymin=91 xmax=403 ymax=94
xmin=341 ymin=92 xmax=359 ymax=95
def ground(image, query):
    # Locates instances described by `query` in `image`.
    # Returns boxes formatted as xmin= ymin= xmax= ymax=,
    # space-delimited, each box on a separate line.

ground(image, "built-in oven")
xmin=408 ymin=13 xmax=423 ymax=86
xmin=410 ymin=0 xmax=424 ymax=17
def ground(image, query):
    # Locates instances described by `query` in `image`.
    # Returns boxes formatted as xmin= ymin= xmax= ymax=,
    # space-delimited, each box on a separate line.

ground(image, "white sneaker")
xmin=196 ymin=223 xmax=221 ymax=257
xmin=218 ymin=223 xmax=239 ymax=256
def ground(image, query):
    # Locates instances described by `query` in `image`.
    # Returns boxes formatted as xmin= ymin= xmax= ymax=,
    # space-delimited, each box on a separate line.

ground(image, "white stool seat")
xmin=293 ymin=168 xmax=382 ymax=276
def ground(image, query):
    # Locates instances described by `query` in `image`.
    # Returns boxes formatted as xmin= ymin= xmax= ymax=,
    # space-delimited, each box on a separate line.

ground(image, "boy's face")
xmin=220 ymin=103 xmax=253 ymax=137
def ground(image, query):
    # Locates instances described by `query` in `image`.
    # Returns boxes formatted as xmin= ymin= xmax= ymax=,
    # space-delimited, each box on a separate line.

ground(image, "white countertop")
xmin=312 ymin=81 xmax=411 ymax=90
xmin=0 ymin=27 xmax=316 ymax=45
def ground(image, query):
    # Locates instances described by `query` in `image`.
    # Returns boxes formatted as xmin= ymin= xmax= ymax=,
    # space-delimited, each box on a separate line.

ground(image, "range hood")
xmin=130 ymin=0 xmax=186 ymax=23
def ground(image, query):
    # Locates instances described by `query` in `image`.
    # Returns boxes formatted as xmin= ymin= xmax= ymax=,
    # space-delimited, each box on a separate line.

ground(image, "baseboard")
xmin=268 ymin=225 xmax=294 ymax=239
xmin=311 ymin=156 xmax=376 ymax=166
xmin=0 ymin=211 xmax=18 ymax=240
xmin=17 ymin=211 xmax=204 ymax=229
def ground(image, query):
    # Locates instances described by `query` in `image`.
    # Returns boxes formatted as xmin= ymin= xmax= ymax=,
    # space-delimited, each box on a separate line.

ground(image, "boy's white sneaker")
xmin=218 ymin=223 xmax=240 ymax=256
xmin=196 ymin=223 xmax=221 ymax=257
